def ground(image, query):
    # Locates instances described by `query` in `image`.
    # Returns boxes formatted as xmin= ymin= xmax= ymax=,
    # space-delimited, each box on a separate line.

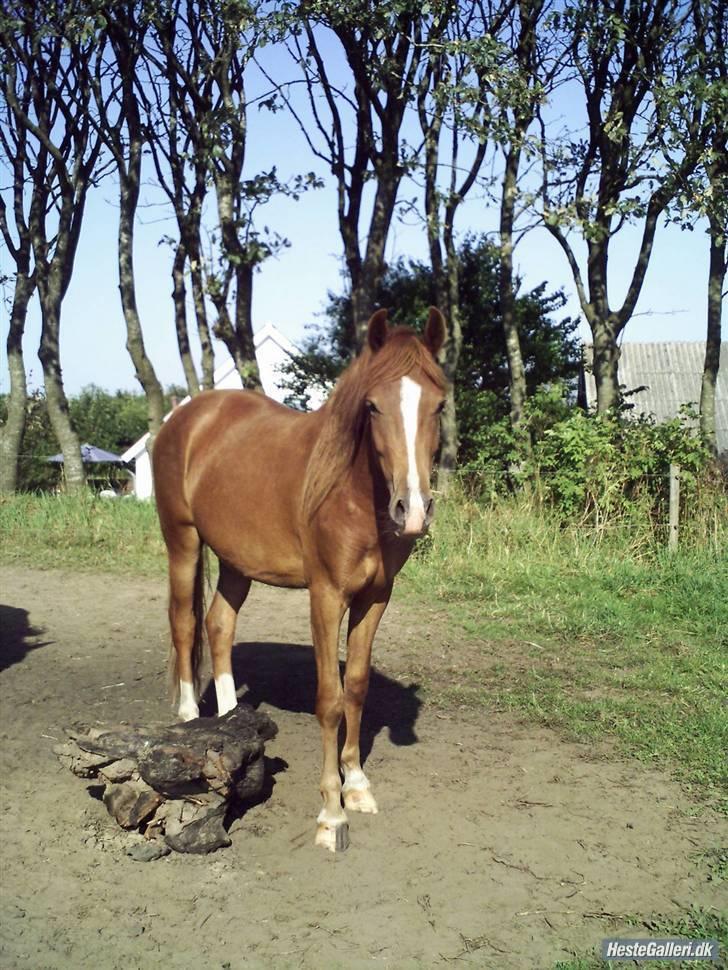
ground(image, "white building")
xmin=122 ymin=322 xmax=321 ymax=499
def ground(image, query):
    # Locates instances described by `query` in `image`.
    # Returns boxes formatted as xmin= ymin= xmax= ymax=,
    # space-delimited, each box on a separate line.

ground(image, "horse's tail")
xmin=168 ymin=542 xmax=208 ymax=701
xmin=190 ymin=543 xmax=207 ymax=695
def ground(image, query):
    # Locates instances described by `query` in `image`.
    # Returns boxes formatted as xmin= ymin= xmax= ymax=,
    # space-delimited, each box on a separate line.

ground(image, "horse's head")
xmin=363 ymin=307 xmax=447 ymax=536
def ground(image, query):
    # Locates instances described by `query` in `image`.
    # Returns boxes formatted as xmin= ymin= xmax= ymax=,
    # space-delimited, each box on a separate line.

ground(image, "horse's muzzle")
xmin=390 ymin=493 xmax=435 ymax=535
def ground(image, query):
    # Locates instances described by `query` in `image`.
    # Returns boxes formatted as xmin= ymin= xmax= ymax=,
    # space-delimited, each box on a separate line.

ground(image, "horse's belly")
xmin=231 ymin=556 xmax=307 ymax=589
xmin=197 ymin=516 xmax=307 ymax=589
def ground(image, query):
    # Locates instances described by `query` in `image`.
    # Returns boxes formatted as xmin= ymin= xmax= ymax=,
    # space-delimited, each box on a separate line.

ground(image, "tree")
xmin=68 ymin=385 xmax=149 ymax=453
xmin=493 ymin=0 xmax=563 ymax=450
xmin=279 ymin=237 xmax=580 ymax=466
xmin=272 ymin=0 xmax=436 ymax=350
xmin=455 ymin=237 xmax=579 ymax=465
xmin=0 ymin=390 xmax=59 ymax=492
xmin=141 ymin=0 xmax=217 ymax=395
xmin=414 ymin=0 xmax=507 ymax=484
xmin=0 ymin=385 xmax=150 ymax=491
xmin=0 ymin=48 xmax=37 ymax=493
xmin=146 ymin=0 xmax=315 ymax=390
xmin=692 ymin=0 xmax=727 ymax=453
xmin=538 ymin=0 xmax=703 ymax=412
xmin=92 ymin=0 xmax=167 ymax=439
xmin=1 ymin=0 xmax=105 ymax=490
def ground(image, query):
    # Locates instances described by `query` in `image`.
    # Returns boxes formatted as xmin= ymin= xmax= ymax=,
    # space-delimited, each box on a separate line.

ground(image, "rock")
xmin=103 ymin=779 xmax=163 ymax=829
xmin=56 ymin=704 xmax=277 ymax=854
xmin=126 ymin=841 xmax=171 ymax=863
xmin=53 ymin=741 xmax=114 ymax=777
xmin=98 ymin=758 xmax=137 ymax=784
xmin=165 ymin=807 xmax=231 ymax=854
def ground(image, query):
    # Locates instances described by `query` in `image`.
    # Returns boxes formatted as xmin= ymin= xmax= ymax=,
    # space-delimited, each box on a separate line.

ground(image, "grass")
xmin=1 ymin=488 xmax=726 ymax=804
xmin=0 ymin=492 xmax=166 ymax=576
xmin=554 ymin=907 xmax=728 ymax=969
xmin=401 ymin=491 xmax=728 ymax=805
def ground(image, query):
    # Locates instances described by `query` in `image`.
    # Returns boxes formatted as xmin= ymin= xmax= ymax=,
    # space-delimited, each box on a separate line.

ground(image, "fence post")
xmin=668 ymin=463 xmax=680 ymax=552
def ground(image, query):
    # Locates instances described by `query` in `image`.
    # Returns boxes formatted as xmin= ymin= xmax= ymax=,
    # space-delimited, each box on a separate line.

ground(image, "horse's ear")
xmin=367 ymin=308 xmax=389 ymax=352
xmin=423 ymin=307 xmax=447 ymax=356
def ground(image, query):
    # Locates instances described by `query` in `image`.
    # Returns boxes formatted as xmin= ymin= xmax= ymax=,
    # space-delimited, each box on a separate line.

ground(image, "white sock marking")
xmin=317 ymin=805 xmax=347 ymax=826
xmin=400 ymin=376 xmax=425 ymax=529
xmin=342 ymin=766 xmax=370 ymax=792
xmin=178 ymin=680 xmax=199 ymax=721
xmin=215 ymin=672 xmax=238 ymax=716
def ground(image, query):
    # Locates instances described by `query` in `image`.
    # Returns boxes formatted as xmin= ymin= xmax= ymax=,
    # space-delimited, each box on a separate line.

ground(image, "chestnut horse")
xmin=153 ymin=308 xmax=447 ymax=851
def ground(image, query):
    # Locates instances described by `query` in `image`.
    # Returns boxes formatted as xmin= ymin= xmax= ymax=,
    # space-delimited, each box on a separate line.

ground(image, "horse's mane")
xmin=302 ymin=326 xmax=447 ymax=520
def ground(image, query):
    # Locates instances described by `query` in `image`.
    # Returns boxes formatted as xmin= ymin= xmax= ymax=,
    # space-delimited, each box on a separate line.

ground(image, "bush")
xmin=534 ymin=405 xmax=714 ymax=526
xmin=458 ymin=397 xmax=724 ymax=552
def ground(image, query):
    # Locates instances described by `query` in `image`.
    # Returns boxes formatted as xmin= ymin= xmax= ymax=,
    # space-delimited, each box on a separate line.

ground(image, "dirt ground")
xmin=1 ymin=565 xmax=725 ymax=970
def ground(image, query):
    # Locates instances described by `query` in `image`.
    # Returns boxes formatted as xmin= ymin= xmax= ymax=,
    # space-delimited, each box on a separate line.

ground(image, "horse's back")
xmin=154 ymin=390 xmax=320 ymax=586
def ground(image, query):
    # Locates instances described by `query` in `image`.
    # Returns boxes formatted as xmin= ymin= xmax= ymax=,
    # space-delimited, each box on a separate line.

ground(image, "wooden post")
xmin=668 ymin=463 xmax=680 ymax=552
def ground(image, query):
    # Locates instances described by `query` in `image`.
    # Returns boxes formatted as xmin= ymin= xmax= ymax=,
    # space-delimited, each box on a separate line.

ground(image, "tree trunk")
xmin=437 ymin=256 xmax=462 ymax=492
xmin=37 ymin=299 xmax=85 ymax=490
xmin=118 ymin=180 xmax=166 ymax=439
xmin=233 ymin=262 xmax=262 ymax=390
xmin=437 ymin=324 xmax=461 ymax=490
xmin=699 ymin=215 xmax=725 ymax=453
xmin=211 ymin=283 xmax=261 ymax=390
xmin=353 ymin=167 xmax=401 ymax=350
xmin=0 ymin=274 xmax=33 ymax=493
xmin=172 ymin=242 xmax=200 ymax=397
xmin=500 ymin=147 xmax=530 ymax=454
xmin=213 ymin=172 xmax=262 ymax=390
xmin=189 ymin=255 xmax=214 ymax=390
xmin=350 ymin=276 xmax=378 ymax=352
xmin=592 ymin=320 xmax=621 ymax=413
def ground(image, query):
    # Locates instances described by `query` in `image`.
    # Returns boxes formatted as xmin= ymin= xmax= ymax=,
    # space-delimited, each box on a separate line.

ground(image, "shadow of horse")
xmin=0 ymin=605 xmax=51 ymax=674
xmin=200 ymin=640 xmax=422 ymax=764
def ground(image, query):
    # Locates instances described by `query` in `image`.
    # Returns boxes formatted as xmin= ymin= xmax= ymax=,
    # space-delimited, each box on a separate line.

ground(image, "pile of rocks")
xmin=55 ymin=704 xmax=277 ymax=855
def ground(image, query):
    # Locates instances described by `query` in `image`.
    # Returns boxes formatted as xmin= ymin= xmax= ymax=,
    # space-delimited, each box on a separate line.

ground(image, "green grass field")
xmin=0 ymin=492 xmax=166 ymax=576
xmin=402 ymin=492 xmax=728 ymax=806
xmin=1 ymin=489 xmax=726 ymax=806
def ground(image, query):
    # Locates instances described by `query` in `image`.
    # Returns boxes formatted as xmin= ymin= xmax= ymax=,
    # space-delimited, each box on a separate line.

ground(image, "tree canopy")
xmin=279 ymin=236 xmax=580 ymax=464
xmin=0 ymin=0 xmax=721 ymax=492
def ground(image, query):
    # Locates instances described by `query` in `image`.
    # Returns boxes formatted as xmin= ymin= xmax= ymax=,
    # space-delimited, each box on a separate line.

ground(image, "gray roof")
xmin=581 ymin=342 xmax=727 ymax=454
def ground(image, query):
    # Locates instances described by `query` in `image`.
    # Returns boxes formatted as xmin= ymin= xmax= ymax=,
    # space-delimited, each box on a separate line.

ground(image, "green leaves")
xmin=534 ymin=406 xmax=713 ymax=523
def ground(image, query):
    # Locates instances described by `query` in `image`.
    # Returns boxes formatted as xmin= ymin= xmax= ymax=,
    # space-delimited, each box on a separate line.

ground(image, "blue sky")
xmin=0 ymin=40 xmax=712 ymax=398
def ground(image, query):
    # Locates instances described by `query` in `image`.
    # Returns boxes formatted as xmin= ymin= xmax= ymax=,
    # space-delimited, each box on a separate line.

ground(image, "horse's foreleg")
xmin=206 ymin=563 xmax=251 ymax=716
xmin=341 ymin=587 xmax=391 ymax=814
xmin=310 ymin=584 xmax=348 ymax=852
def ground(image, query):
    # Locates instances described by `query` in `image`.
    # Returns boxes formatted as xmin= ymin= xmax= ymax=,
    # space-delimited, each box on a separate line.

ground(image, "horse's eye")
xmin=435 ymin=400 xmax=446 ymax=414
xmin=366 ymin=400 xmax=380 ymax=415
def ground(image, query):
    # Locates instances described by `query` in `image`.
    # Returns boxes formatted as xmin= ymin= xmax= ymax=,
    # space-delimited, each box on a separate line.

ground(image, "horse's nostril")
xmin=425 ymin=497 xmax=435 ymax=521
xmin=394 ymin=499 xmax=407 ymax=525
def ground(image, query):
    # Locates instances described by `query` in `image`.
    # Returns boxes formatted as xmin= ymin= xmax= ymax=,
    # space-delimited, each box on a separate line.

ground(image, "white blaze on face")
xmin=400 ymin=376 xmax=426 ymax=534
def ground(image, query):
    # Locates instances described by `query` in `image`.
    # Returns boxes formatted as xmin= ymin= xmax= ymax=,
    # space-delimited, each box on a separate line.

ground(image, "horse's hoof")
xmin=315 ymin=820 xmax=350 ymax=853
xmin=343 ymin=787 xmax=378 ymax=814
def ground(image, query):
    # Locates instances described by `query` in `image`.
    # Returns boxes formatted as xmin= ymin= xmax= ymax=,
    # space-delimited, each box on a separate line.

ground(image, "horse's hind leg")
xmin=166 ymin=525 xmax=204 ymax=721
xmin=205 ymin=562 xmax=251 ymax=716
xmin=341 ymin=586 xmax=392 ymax=814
